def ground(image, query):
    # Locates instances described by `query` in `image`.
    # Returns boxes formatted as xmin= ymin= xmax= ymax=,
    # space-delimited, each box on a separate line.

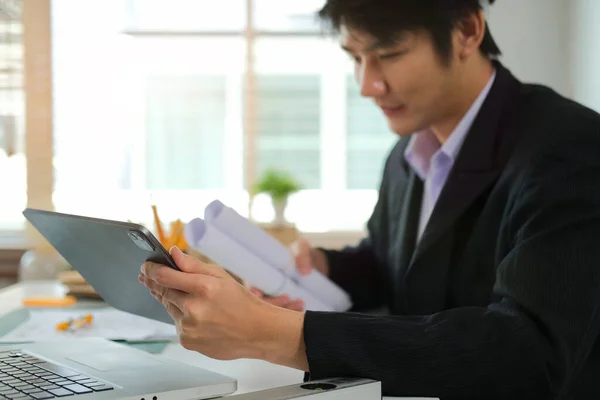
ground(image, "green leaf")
xmin=252 ymin=168 xmax=302 ymax=202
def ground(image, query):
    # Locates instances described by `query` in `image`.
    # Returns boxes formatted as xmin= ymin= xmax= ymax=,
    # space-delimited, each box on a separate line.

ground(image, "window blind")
xmin=3 ymin=0 xmax=400 ymax=238
xmin=145 ymin=74 xmax=227 ymax=190
xmin=254 ymin=75 xmax=322 ymax=189
xmin=0 ymin=0 xmax=26 ymax=234
xmin=346 ymin=75 xmax=398 ymax=190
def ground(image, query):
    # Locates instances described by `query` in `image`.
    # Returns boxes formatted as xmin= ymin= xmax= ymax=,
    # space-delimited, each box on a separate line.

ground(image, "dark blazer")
xmin=302 ymin=62 xmax=600 ymax=399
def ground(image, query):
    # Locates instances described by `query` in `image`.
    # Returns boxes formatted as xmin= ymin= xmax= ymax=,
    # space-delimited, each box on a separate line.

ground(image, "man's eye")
xmin=379 ymin=52 xmax=403 ymax=60
xmin=349 ymin=55 xmax=361 ymax=63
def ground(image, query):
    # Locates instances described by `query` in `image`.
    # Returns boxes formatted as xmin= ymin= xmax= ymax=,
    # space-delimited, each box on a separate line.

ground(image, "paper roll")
xmin=185 ymin=218 xmax=333 ymax=312
xmin=204 ymin=200 xmax=352 ymax=311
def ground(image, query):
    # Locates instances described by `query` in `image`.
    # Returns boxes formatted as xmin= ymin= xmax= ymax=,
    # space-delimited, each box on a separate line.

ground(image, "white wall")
xmin=487 ymin=0 xmax=572 ymax=97
xmin=487 ymin=0 xmax=600 ymax=112
xmin=569 ymin=0 xmax=600 ymax=113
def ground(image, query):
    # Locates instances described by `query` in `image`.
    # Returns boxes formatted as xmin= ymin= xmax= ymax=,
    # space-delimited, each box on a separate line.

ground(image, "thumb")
xmin=170 ymin=246 xmax=224 ymax=278
xmin=292 ymin=240 xmax=313 ymax=276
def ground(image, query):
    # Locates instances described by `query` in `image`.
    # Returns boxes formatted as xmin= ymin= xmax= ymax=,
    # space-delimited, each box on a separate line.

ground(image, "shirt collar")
xmin=404 ymin=70 xmax=497 ymax=180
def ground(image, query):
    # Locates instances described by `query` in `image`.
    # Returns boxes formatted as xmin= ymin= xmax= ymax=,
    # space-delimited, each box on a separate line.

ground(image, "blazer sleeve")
xmin=302 ymin=139 xmax=600 ymax=398
xmin=318 ymin=156 xmax=392 ymax=311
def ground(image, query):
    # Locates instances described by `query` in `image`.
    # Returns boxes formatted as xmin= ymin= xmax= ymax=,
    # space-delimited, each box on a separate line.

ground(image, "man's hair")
xmin=317 ymin=0 xmax=501 ymax=60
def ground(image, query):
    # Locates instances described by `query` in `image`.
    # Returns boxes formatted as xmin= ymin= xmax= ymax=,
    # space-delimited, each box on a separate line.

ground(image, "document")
xmin=185 ymin=200 xmax=353 ymax=312
xmin=204 ymin=200 xmax=352 ymax=312
xmin=0 ymin=309 xmax=178 ymax=343
xmin=185 ymin=218 xmax=333 ymax=311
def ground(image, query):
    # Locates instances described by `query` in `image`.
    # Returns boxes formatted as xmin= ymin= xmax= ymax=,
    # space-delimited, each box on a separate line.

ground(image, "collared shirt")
xmin=405 ymin=71 xmax=496 ymax=241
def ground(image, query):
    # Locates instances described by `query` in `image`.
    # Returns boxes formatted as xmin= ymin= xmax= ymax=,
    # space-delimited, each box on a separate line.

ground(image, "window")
xmin=126 ymin=0 xmax=246 ymax=32
xmin=0 ymin=1 xmax=26 ymax=235
xmin=4 ymin=0 xmax=400 ymax=244
xmin=346 ymin=75 xmax=398 ymax=190
xmin=255 ymin=74 xmax=322 ymax=189
xmin=144 ymin=74 xmax=228 ymax=190
xmin=253 ymin=0 xmax=325 ymax=32
xmin=252 ymin=37 xmax=331 ymax=191
xmin=51 ymin=0 xmax=249 ymax=225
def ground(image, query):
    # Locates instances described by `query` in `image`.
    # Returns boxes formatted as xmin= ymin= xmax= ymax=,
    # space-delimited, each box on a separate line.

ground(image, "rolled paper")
xmin=204 ymin=200 xmax=352 ymax=311
xmin=184 ymin=218 xmax=333 ymax=312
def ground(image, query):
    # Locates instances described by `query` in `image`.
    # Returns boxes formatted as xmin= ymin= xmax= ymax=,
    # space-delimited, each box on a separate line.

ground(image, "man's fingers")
xmin=265 ymin=295 xmax=291 ymax=308
xmin=141 ymin=263 xmax=197 ymax=293
xmin=161 ymin=287 xmax=188 ymax=314
xmin=262 ymin=295 xmax=304 ymax=310
xmin=287 ymin=300 xmax=305 ymax=312
xmin=141 ymin=247 xmax=227 ymax=293
xmin=140 ymin=275 xmax=186 ymax=320
xmin=139 ymin=274 xmax=163 ymax=295
xmin=291 ymin=240 xmax=313 ymax=276
xmin=170 ymin=246 xmax=225 ymax=278
xmin=249 ymin=287 xmax=264 ymax=298
xmin=140 ymin=274 xmax=171 ymax=299
xmin=164 ymin=299 xmax=184 ymax=321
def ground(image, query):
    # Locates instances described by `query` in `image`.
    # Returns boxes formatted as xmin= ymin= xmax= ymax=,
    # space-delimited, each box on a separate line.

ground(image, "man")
xmin=138 ymin=0 xmax=600 ymax=398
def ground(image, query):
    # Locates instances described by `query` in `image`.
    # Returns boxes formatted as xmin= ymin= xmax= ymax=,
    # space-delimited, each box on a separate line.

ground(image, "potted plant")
xmin=252 ymin=168 xmax=302 ymax=225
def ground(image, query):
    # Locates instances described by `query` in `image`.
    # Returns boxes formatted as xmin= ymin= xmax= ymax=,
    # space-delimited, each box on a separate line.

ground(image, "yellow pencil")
xmin=56 ymin=313 xmax=93 ymax=331
xmin=175 ymin=225 xmax=189 ymax=251
xmin=23 ymin=296 xmax=77 ymax=307
xmin=151 ymin=204 xmax=167 ymax=245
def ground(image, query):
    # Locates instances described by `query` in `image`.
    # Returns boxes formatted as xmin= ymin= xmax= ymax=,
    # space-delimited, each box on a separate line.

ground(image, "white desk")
xmin=0 ymin=281 xmax=435 ymax=400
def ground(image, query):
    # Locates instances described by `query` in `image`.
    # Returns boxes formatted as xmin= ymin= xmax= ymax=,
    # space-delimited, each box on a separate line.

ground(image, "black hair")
xmin=317 ymin=0 xmax=501 ymax=60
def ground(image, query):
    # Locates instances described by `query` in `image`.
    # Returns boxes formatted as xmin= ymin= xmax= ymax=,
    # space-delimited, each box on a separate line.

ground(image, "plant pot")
xmin=271 ymin=196 xmax=288 ymax=226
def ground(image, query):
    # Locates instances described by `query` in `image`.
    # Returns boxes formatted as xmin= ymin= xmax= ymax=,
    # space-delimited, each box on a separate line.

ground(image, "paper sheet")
xmin=0 ymin=309 xmax=178 ymax=343
xmin=185 ymin=218 xmax=333 ymax=311
xmin=204 ymin=200 xmax=352 ymax=311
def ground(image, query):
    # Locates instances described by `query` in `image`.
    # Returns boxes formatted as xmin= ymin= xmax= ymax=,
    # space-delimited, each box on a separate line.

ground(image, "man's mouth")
xmin=380 ymin=105 xmax=406 ymax=117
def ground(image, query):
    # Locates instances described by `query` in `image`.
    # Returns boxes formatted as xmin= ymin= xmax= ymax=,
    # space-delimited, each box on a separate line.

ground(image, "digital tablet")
xmin=23 ymin=208 xmax=179 ymax=325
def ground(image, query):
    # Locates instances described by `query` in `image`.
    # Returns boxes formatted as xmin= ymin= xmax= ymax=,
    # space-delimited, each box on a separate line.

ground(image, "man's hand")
xmin=139 ymin=246 xmax=308 ymax=371
xmin=292 ymin=238 xmax=330 ymax=277
xmin=251 ymin=239 xmax=330 ymax=311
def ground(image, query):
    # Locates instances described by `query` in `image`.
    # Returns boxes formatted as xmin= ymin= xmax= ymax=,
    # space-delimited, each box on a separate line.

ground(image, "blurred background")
xmin=0 ymin=0 xmax=599 ymax=288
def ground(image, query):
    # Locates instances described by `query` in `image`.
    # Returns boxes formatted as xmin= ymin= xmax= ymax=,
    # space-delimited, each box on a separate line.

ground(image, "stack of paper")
xmin=184 ymin=200 xmax=352 ymax=312
xmin=0 ymin=309 xmax=178 ymax=343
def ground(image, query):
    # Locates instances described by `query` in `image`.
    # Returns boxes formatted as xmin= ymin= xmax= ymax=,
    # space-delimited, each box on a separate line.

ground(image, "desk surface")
xmin=0 ymin=281 xmax=435 ymax=400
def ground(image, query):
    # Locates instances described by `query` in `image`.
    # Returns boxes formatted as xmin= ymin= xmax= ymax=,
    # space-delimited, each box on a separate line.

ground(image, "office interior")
xmin=0 ymin=0 xmax=599 ymax=289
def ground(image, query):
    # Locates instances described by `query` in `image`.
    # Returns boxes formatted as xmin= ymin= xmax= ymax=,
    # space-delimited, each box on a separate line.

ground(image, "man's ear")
xmin=454 ymin=10 xmax=487 ymax=60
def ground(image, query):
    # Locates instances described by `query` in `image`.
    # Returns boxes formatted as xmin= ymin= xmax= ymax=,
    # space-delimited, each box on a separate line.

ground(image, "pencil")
xmin=151 ymin=204 xmax=167 ymax=245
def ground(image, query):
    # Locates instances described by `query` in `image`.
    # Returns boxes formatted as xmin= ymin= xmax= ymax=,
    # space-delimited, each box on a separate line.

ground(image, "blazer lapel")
xmin=408 ymin=62 xmax=522 ymax=276
xmin=390 ymin=170 xmax=423 ymax=313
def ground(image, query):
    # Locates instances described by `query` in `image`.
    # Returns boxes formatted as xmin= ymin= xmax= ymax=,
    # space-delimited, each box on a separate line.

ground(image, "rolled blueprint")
xmin=184 ymin=218 xmax=334 ymax=312
xmin=204 ymin=200 xmax=352 ymax=312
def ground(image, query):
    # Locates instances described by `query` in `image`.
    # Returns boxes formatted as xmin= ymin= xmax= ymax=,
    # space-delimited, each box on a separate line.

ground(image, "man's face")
xmin=341 ymin=26 xmax=460 ymax=136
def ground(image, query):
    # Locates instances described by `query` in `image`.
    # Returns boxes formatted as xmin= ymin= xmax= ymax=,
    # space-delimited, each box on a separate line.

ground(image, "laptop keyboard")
xmin=0 ymin=351 xmax=114 ymax=399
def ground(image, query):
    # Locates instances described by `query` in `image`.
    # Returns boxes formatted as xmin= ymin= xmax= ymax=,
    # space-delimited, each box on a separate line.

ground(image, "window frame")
xmin=2 ymin=0 xmax=386 ymax=247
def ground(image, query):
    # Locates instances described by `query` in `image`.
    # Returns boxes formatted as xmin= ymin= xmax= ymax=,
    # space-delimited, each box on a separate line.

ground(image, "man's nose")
xmin=358 ymin=63 xmax=387 ymax=98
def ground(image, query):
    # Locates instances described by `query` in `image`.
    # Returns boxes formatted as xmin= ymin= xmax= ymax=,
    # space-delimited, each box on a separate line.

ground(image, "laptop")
xmin=0 ymin=338 xmax=236 ymax=399
xmin=12 ymin=208 xmax=238 ymax=399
